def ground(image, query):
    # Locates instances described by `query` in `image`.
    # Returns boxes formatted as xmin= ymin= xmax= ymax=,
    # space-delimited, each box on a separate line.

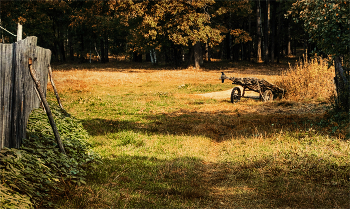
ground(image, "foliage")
xmin=211 ymin=1 xmax=253 ymax=45
xmin=289 ymin=0 xmax=350 ymax=64
xmin=0 ymin=103 xmax=100 ymax=208
xmin=1 ymin=0 xmax=255 ymax=64
xmin=115 ymin=0 xmax=225 ymax=53
xmin=276 ymin=55 xmax=335 ymax=102
xmin=230 ymin=29 xmax=252 ymax=45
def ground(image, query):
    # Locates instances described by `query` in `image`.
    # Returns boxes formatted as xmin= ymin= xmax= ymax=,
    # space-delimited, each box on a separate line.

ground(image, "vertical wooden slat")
xmin=11 ymin=40 xmax=20 ymax=148
xmin=3 ymin=44 xmax=13 ymax=148
xmin=21 ymin=37 xmax=37 ymax=144
xmin=0 ymin=43 xmax=4 ymax=149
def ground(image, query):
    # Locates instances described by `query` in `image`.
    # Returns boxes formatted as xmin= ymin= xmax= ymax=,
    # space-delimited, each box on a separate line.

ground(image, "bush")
xmin=0 ymin=103 xmax=100 ymax=208
xmin=276 ymin=56 xmax=335 ymax=102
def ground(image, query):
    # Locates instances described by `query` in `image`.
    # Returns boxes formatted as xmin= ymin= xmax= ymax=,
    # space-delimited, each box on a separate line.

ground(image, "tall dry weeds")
xmin=276 ymin=56 xmax=335 ymax=102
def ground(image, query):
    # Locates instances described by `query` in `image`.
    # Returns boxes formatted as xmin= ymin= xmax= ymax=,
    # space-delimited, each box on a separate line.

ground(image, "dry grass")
xmin=276 ymin=56 xmax=335 ymax=102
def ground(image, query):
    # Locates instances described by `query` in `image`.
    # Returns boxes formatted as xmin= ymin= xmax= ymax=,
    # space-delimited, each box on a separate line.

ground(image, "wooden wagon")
xmin=220 ymin=72 xmax=285 ymax=103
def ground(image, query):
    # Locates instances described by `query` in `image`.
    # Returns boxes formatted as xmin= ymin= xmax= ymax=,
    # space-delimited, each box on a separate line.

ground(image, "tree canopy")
xmin=0 ymin=0 xmax=347 ymax=68
xmin=289 ymin=0 xmax=350 ymax=63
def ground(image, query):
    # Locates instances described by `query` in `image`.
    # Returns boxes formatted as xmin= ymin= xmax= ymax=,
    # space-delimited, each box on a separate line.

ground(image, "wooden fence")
xmin=0 ymin=36 xmax=51 ymax=150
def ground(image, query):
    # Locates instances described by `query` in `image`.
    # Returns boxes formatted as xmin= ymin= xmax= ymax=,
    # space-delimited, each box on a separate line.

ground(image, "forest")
xmin=0 ymin=0 xmax=330 ymax=66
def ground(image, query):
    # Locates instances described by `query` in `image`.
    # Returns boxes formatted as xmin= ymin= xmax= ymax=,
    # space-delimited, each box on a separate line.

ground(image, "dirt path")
xmin=197 ymin=88 xmax=259 ymax=100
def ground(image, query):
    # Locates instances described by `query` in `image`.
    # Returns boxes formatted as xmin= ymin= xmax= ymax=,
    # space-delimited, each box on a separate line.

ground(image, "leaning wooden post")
xmin=28 ymin=58 xmax=66 ymax=154
xmin=48 ymin=65 xmax=65 ymax=110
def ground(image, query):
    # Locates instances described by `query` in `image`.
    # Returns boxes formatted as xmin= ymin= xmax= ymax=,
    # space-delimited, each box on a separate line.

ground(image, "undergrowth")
xmin=0 ymin=103 xmax=100 ymax=208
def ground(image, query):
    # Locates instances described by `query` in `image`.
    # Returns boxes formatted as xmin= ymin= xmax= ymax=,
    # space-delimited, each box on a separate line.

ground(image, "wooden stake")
xmin=17 ymin=23 xmax=22 ymax=42
xmin=48 ymin=65 xmax=65 ymax=110
xmin=28 ymin=58 xmax=66 ymax=154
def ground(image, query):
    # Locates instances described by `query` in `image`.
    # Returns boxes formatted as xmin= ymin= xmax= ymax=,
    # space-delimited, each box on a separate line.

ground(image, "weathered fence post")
xmin=17 ymin=23 xmax=22 ymax=42
xmin=0 ymin=36 xmax=51 ymax=150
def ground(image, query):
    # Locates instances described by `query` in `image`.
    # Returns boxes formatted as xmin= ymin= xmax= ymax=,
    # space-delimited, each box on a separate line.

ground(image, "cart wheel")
xmin=263 ymin=90 xmax=273 ymax=102
xmin=231 ymin=87 xmax=241 ymax=103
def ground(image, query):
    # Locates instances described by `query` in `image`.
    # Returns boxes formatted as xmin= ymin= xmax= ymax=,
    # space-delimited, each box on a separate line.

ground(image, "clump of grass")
xmin=276 ymin=55 xmax=335 ymax=102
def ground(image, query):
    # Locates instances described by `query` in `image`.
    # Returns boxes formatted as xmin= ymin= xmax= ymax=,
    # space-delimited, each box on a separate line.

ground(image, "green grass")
xmin=47 ymin=66 xmax=349 ymax=208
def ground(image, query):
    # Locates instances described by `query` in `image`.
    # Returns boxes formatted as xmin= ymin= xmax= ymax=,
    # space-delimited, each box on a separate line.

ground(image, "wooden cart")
xmin=220 ymin=72 xmax=285 ymax=103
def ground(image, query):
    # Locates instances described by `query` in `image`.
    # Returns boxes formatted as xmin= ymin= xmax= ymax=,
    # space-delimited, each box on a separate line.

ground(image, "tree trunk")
xmin=59 ymin=40 xmax=66 ymax=62
xmin=227 ymin=10 xmax=233 ymax=61
xmin=225 ymin=34 xmax=231 ymax=60
xmin=233 ymin=44 xmax=239 ymax=61
xmin=276 ymin=1 xmax=282 ymax=63
xmin=100 ymin=37 xmax=105 ymax=63
xmin=186 ymin=44 xmax=194 ymax=66
xmin=256 ymin=0 xmax=263 ymax=63
xmin=270 ymin=0 xmax=276 ymax=63
xmin=57 ymin=26 xmax=66 ymax=62
xmin=172 ymin=45 xmax=182 ymax=67
xmin=68 ymin=29 xmax=74 ymax=61
xmin=287 ymin=22 xmax=292 ymax=56
xmin=194 ymin=42 xmax=201 ymax=69
xmin=80 ymin=33 xmax=85 ymax=61
xmin=104 ymin=32 xmax=109 ymax=62
xmin=334 ymin=57 xmax=350 ymax=111
xmin=263 ymin=0 xmax=270 ymax=63
xmin=199 ymin=44 xmax=203 ymax=66
xmin=205 ymin=42 xmax=211 ymax=62
xmin=248 ymin=15 xmax=252 ymax=61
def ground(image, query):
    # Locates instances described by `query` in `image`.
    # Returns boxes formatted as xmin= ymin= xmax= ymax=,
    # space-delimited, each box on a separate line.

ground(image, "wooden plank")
xmin=0 ymin=43 xmax=3 ymax=149
xmin=21 ymin=37 xmax=37 ymax=145
xmin=20 ymin=37 xmax=37 ymax=147
xmin=3 ymin=43 xmax=13 ymax=148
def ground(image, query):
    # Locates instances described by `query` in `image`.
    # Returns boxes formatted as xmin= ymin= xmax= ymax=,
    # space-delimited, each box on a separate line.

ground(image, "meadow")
xmin=48 ymin=58 xmax=349 ymax=208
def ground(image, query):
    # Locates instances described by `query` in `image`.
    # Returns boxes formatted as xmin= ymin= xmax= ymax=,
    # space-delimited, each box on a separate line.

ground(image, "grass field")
xmin=47 ymin=59 xmax=349 ymax=208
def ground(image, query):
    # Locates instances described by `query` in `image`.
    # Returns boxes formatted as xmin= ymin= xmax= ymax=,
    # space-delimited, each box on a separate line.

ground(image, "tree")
xmin=118 ymin=0 xmax=226 ymax=67
xmin=208 ymin=0 xmax=252 ymax=61
xmin=290 ymin=0 xmax=350 ymax=111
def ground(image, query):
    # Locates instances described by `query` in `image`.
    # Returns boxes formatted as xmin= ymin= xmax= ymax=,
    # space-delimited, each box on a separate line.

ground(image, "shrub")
xmin=276 ymin=56 xmax=335 ymax=102
xmin=0 ymin=103 xmax=100 ymax=208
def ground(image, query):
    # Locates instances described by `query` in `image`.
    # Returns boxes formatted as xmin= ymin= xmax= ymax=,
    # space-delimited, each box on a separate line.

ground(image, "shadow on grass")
xmin=81 ymin=108 xmax=320 ymax=141
xmin=60 ymin=154 xmax=349 ymax=208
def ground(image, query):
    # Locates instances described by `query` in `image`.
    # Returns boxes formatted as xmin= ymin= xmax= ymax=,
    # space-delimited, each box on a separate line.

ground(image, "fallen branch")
xmin=28 ymin=58 xmax=66 ymax=154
